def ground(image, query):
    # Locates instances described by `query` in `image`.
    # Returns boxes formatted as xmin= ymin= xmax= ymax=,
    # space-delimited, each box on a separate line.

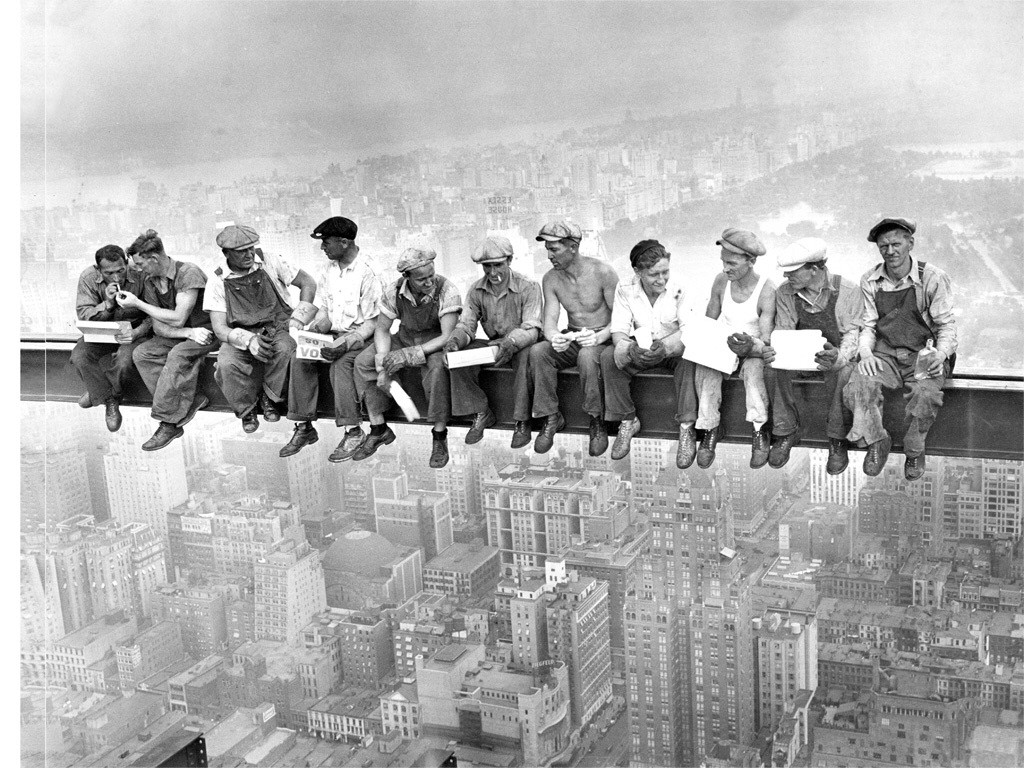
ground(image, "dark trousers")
xmin=765 ymin=362 xmax=854 ymax=440
xmin=215 ymin=327 xmax=296 ymax=418
xmin=71 ymin=337 xmax=147 ymax=404
xmin=529 ymin=340 xmax=607 ymax=419
xmin=354 ymin=337 xmax=451 ymax=423
xmin=844 ymin=349 xmax=947 ymax=456
xmin=450 ymin=340 xmax=532 ymax=421
xmin=133 ymin=335 xmax=219 ymax=424
xmin=600 ymin=347 xmax=698 ymax=423
xmin=287 ymin=339 xmax=367 ymax=426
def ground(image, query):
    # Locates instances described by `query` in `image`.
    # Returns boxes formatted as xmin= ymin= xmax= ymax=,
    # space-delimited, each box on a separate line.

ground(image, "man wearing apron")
xmin=204 ymin=225 xmax=317 ymax=433
xmin=352 ymin=248 xmax=462 ymax=468
xmin=694 ymin=228 xmax=776 ymax=469
xmin=762 ymin=238 xmax=863 ymax=472
xmin=119 ymin=229 xmax=219 ymax=451
xmin=844 ymin=218 xmax=958 ymax=481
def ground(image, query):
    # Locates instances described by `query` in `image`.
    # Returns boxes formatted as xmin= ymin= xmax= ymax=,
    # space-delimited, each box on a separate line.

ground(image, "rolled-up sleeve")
xmin=379 ymin=280 xmax=400 ymax=320
xmin=453 ymin=291 xmax=482 ymax=344
xmin=925 ymin=269 xmax=958 ymax=358
xmin=202 ymin=274 xmax=226 ymax=313
xmin=773 ymin=286 xmax=798 ymax=332
xmin=507 ymin=281 xmax=543 ymax=349
xmin=609 ymin=284 xmax=634 ymax=337
xmin=359 ymin=269 xmax=383 ymax=321
xmin=437 ymin=281 xmax=462 ymax=318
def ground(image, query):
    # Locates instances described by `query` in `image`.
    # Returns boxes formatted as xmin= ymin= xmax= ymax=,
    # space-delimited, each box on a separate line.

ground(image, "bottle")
xmin=914 ymin=338 xmax=936 ymax=380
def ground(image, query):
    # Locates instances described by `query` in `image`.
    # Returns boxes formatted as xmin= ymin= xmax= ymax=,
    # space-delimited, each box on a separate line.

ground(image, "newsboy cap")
xmin=311 ymin=216 xmax=358 ymax=240
xmin=472 ymin=236 xmax=514 ymax=264
xmin=867 ymin=217 xmax=916 ymax=243
xmin=396 ymin=248 xmax=437 ymax=274
xmin=716 ymin=228 xmax=766 ymax=258
xmin=216 ymin=224 xmax=260 ymax=251
xmin=536 ymin=220 xmax=583 ymax=243
xmin=777 ymin=237 xmax=828 ymax=272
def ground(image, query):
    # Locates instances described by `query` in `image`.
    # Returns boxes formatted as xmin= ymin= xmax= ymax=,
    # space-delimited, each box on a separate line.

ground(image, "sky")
xmin=20 ymin=1 xmax=1024 ymax=168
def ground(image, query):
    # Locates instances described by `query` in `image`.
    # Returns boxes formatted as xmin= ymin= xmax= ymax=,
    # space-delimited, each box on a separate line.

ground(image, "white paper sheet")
xmin=769 ymin=329 xmax=826 ymax=371
xmin=680 ymin=315 xmax=739 ymax=374
xmin=445 ymin=346 xmax=497 ymax=369
xmin=76 ymin=320 xmax=132 ymax=344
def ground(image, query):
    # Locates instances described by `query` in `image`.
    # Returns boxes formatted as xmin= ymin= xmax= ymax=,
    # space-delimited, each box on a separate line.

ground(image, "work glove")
xmin=814 ymin=342 xmax=839 ymax=371
xmin=443 ymin=334 xmax=465 ymax=353
xmin=320 ymin=336 xmax=352 ymax=362
xmin=489 ymin=337 xmax=519 ymax=366
xmin=639 ymin=338 xmax=668 ymax=366
xmin=383 ymin=345 xmax=426 ymax=375
xmin=247 ymin=333 xmax=273 ymax=362
xmin=613 ymin=339 xmax=635 ymax=370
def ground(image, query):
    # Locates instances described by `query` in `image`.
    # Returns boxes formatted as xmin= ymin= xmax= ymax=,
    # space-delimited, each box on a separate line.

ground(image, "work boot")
xmin=242 ymin=412 xmax=260 ymax=434
xmin=104 ymin=398 xmax=123 ymax=433
xmin=589 ymin=415 xmax=609 ymax=457
xmin=863 ymin=434 xmax=892 ymax=477
xmin=142 ymin=422 xmax=184 ymax=452
xmin=696 ymin=425 xmax=720 ymax=469
xmin=768 ymin=429 xmax=802 ymax=469
xmin=750 ymin=424 xmax=771 ymax=469
xmin=826 ymin=439 xmax=849 ymax=475
xmin=429 ymin=430 xmax=450 ymax=469
xmin=465 ymin=408 xmax=496 ymax=445
xmin=352 ymin=426 xmax=396 ymax=461
xmin=510 ymin=421 xmax=532 ymax=449
xmin=78 ymin=392 xmax=93 ymax=409
xmin=261 ymin=392 xmax=281 ymax=422
xmin=904 ymin=452 xmax=926 ymax=482
xmin=178 ymin=395 xmax=209 ymax=428
xmin=279 ymin=422 xmax=319 ymax=457
xmin=611 ymin=417 xmax=641 ymax=460
xmin=534 ymin=413 xmax=565 ymax=454
xmin=329 ymin=427 xmax=366 ymax=462
xmin=676 ymin=424 xmax=697 ymax=469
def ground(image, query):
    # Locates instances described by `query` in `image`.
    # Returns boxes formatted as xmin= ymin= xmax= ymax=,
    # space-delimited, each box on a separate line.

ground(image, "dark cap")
xmin=716 ymin=228 xmax=766 ymax=258
xmin=311 ymin=216 xmax=358 ymax=240
xmin=867 ymin=217 xmax=916 ymax=243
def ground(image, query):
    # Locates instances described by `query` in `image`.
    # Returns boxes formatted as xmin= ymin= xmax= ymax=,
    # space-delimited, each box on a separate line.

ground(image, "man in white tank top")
xmin=694 ymin=228 xmax=776 ymax=469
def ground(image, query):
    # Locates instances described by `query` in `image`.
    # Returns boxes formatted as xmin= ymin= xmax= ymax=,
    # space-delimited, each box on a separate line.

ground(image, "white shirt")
xmin=314 ymin=253 xmax=384 ymax=334
xmin=609 ymin=276 xmax=688 ymax=342
xmin=203 ymin=251 xmax=298 ymax=313
xmin=721 ymin=273 xmax=769 ymax=336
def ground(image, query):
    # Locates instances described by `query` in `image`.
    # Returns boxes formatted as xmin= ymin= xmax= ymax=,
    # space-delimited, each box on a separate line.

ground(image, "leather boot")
xmin=280 ymin=422 xmax=319 ymax=457
xmin=589 ymin=415 xmax=609 ymax=457
xmin=696 ymin=425 xmax=720 ymax=469
xmin=676 ymin=424 xmax=697 ymax=469
xmin=825 ymin=439 xmax=849 ymax=475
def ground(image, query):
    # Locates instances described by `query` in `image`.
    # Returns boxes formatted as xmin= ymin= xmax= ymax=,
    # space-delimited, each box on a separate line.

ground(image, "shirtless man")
xmin=694 ymin=228 xmax=776 ymax=469
xmin=529 ymin=220 xmax=619 ymax=456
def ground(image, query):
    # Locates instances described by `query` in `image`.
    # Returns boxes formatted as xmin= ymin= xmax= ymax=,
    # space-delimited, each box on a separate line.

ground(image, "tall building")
xmin=222 ymin=432 xmax=327 ymax=521
xmin=104 ymin=421 xmax=188 ymax=537
xmin=810 ymin=447 xmax=866 ymax=507
xmin=543 ymin=562 xmax=613 ymax=728
xmin=629 ymin=437 xmax=670 ymax=508
xmin=482 ymin=457 xmax=622 ymax=575
xmin=752 ymin=610 xmax=818 ymax=734
xmin=373 ymin=469 xmax=453 ymax=561
xmin=254 ymin=539 xmax=327 ymax=646
xmin=21 ymin=403 xmax=93 ymax=530
xmin=150 ymin=583 xmax=232 ymax=658
xmin=115 ymin=620 xmax=186 ymax=690
xmin=303 ymin=607 xmax=395 ymax=690
xmin=631 ymin=466 xmax=755 ymax=765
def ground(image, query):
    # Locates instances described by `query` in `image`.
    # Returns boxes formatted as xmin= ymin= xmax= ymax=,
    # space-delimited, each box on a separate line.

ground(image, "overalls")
xmin=845 ymin=262 xmax=947 ymax=456
xmin=354 ymin=278 xmax=452 ymax=423
xmin=133 ymin=261 xmax=220 ymax=425
xmin=767 ymin=274 xmax=854 ymax=440
xmin=215 ymin=266 xmax=297 ymax=418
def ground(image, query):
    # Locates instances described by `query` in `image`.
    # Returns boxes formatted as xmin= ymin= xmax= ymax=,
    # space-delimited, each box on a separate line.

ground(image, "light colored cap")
xmin=778 ymin=238 xmax=828 ymax=272
xmin=216 ymin=224 xmax=260 ymax=250
xmin=472 ymin=236 xmax=514 ymax=263
xmin=716 ymin=228 xmax=766 ymax=257
xmin=396 ymin=248 xmax=437 ymax=274
xmin=536 ymin=220 xmax=582 ymax=243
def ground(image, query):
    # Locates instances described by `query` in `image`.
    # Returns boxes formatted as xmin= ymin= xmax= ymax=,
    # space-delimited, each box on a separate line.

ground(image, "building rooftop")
xmin=463 ymin=664 xmax=539 ymax=697
xmin=322 ymin=530 xmax=415 ymax=576
xmin=425 ymin=542 xmax=499 ymax=573
xmin=432 ymin=644 xmax=472 ymax=664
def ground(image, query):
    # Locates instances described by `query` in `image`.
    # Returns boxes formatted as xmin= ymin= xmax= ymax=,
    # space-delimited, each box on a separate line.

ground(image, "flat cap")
xmin=716 ymin=228 xmax=766 ymax=258
xmin=536 ymin=220 xmax=582 ymax=243
xmin=867 ymin=217 xmax=916 ymax=243
xmin=778 ymin=237 xmax=828 ymax=271
xmin=216 ymin=224 xmax=260 ymax=251
xmin=472 ymin=236 xmax=514 ymax=264
xmin=396 ymin=247 xmax=437 ymax=274
xmin=311 ymin=216 xmax=358 ymax=240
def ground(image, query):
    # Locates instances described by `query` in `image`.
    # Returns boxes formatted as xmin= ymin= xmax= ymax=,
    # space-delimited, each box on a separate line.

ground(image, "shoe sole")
xmin=141 ymin=427 xmax=184 ymax=452
xmin=465 ymin=416 xmax=496 ymax=445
